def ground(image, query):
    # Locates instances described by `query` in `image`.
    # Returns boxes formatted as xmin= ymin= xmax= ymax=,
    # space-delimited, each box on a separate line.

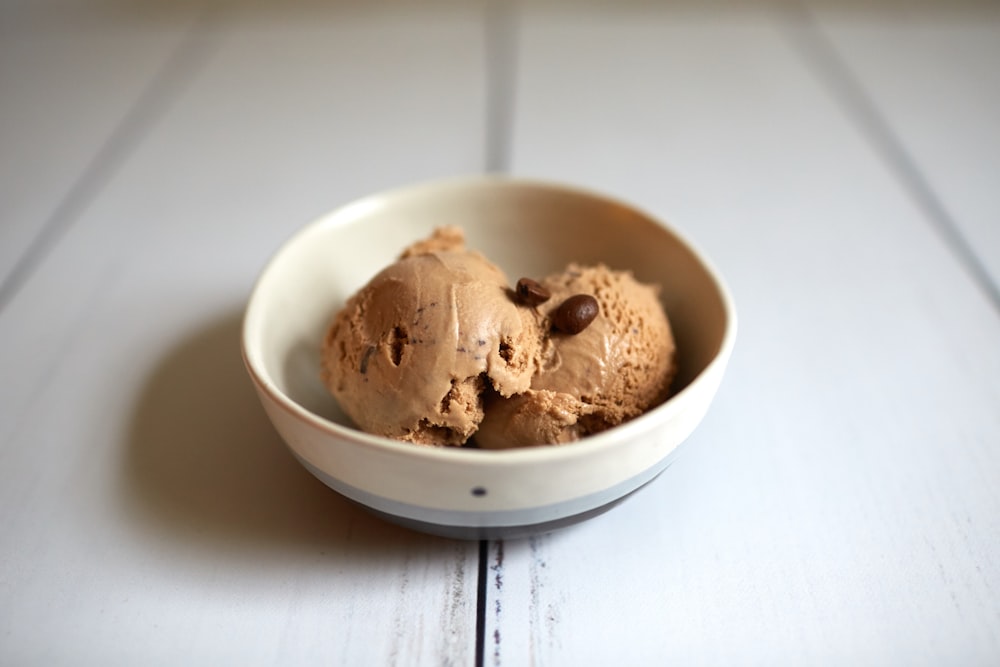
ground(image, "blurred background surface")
xmin=2 ymin=1 xmax=998 ymax=664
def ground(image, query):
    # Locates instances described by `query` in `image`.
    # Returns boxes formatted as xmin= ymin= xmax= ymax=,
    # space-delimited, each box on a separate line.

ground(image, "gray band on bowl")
xmin=292 ymin=442 xmax=686 ymax=534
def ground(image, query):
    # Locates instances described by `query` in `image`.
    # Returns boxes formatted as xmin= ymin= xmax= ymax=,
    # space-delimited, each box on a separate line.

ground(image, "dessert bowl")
xmin=242 ymin=176 xmax=736 ymax=539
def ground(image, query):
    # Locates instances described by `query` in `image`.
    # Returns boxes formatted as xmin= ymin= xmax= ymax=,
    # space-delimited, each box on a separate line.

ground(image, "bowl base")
xmin=348 ymin=469 xmax=667 ymax=540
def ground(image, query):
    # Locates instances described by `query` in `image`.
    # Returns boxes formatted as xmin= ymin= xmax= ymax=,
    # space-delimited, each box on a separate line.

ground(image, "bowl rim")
xmin=242 ymin=174 xmax=737 ymax=465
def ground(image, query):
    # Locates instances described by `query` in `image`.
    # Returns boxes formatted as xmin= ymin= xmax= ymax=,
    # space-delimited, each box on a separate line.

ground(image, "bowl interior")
xmin=245 ymin=178 xmax=731 ymax=434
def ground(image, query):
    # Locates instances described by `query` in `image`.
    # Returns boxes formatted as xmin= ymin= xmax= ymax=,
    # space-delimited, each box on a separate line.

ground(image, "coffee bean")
xmin=515 ymin=277 xmax=551 ymax=307
xmin=551 ymin=294 xmax=599 ymax=334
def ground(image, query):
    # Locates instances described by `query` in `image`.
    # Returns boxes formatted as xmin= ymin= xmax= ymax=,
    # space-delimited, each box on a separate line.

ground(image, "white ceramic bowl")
xmin=242 ymin=176 xmax=736 ymax=539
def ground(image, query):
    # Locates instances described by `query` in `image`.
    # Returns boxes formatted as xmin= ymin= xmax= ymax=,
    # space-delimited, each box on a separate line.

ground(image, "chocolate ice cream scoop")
xmin=321 ymin=227 xmax=542 ymax=446
xmin=476 ymin=264 xmax=676 ymax=449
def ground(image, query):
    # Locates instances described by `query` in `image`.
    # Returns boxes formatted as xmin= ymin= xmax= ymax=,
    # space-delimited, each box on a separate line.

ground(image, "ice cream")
xmin=321 ymin=227 xmax=541 ymax=445
xmin=320 ymin=228 xmax=676 ymax=448
xmin=475 ymin=264 xmax=676 ymax=448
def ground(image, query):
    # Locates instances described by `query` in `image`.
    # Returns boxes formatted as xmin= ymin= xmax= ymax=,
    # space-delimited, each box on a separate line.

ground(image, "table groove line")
xmin=479 ymin=2 xmax=519 ymax=661
xmin=484 ymin=0 xmax=517 ymax=174
xmin=474 ymin=539 xmax=489 ymax=667
xmin=782 ymin=2 xmax=1000 ymax=316
xmin=0 ymin=10 xmax=218 ymax=316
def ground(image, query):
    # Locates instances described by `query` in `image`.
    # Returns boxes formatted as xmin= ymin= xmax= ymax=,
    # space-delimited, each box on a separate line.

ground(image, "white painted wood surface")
xmin=815 ymin=3 xmax=1000 ymax=294
xmin=0 ymin=5 xmax=199 ymax=290
xmin=2 ymin=2 xmax=998 ymax=665
xmin=1 ymin=3 xmax=485 ymax=664
xmin=488 ymin=4 xmax=1000 ymax=665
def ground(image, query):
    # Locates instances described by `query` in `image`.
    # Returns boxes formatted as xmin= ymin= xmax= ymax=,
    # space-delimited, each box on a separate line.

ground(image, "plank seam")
xmin=475 ymin=539 xmax=489 ymax=667
xmin=484 ymin=0 xmax=517 ymax=174
xmin=782 ymin=2 xmax=1000 ymax=315
xmin=478 ymin=4 xmax=518 ymax=663
xmin=0 ymin=9 xmax=218 ymax=315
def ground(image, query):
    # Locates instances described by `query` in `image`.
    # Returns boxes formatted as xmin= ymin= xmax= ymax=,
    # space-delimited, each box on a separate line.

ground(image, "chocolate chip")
xmin=551 ymin=294 xmax=599 ymax=334
xmin=359 ymin=346 xmax=376 ymax=374
xmin=515 ymin=277 xmax=551 ymax=307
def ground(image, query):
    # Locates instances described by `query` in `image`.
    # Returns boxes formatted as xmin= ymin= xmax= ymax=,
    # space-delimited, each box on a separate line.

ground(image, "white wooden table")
xmin=2 ymin=1 xmax=998 ymax=664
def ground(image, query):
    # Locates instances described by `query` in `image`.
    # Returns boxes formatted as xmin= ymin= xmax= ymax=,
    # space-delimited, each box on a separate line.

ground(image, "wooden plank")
xmin=0 ymin=5 xmax=485 ymax=664
xmin=0 ymin=5 xmax=200 ymax=288
xmin=490 ymin=5 xmax=1000 ymax=664
xmin=812 ymin=3 xmax=1000 ymax=296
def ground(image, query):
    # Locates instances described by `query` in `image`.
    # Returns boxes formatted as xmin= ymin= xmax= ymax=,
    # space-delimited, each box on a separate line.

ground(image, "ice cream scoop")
xmin=475 ymin=264 xmax=677 ymax=448
xmin=321 ymin=227 xmax=541 ymax=445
